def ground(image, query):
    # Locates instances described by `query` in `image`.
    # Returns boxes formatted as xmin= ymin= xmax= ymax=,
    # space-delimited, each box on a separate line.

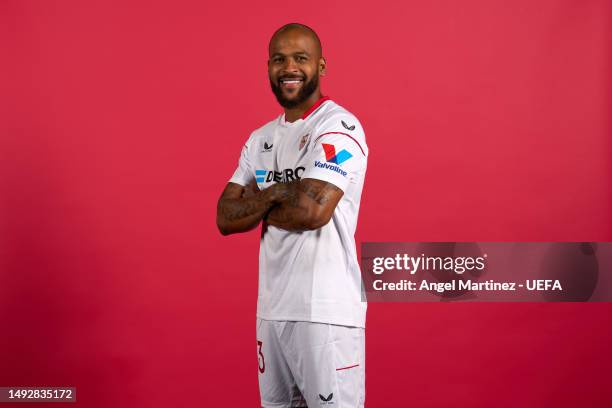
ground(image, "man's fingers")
xmin=242 ymin=180 xmax=260 ymax=198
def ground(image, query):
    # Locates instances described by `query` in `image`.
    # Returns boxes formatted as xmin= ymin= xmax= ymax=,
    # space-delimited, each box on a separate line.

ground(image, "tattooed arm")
xmin=216 ymin=181 xmax=289 ymax=236
xmin=266 ymin=178 xmax=344 ymax=232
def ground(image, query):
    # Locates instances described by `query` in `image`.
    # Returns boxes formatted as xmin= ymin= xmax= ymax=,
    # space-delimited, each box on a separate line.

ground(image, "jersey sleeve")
xmin=301 ymin=116 xmax=368 ymax=192
xmin=228 ymin=136 xmax=255 ymax=186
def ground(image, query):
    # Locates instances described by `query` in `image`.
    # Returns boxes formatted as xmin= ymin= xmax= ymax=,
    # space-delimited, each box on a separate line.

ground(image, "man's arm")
xmin=266 ymin=178 xmax=343 ymax=232
xmin=216 ymin=181 xmax=287 ymax=236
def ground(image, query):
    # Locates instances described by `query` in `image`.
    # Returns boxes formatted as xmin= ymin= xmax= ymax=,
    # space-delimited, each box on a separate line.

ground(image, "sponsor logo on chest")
xmin=255 ymin=167 xmax=305 ymax=184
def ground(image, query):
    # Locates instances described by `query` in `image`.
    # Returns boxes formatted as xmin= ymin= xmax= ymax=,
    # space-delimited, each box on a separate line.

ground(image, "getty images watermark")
xmin=360 ymin=242 xmax=611 ymax=302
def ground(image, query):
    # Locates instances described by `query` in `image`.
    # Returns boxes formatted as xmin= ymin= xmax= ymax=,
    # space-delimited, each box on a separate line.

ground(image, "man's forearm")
xmin=266 ymin=180 xmax=341 ymax=232
xmin=217 ymin=184 xmax=278 ymax=235
xmin=266 ymin=188 xmax=313 ymax=231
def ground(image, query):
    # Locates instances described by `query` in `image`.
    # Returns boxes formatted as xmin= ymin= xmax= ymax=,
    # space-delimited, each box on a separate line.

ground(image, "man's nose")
xmin=282 ymin=57 xmax=298 ymax=72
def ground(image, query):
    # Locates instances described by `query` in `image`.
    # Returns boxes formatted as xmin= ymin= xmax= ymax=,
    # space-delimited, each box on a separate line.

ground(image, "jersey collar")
xmin=301 ymin=96 xmax=331 ymax=120
xmin=281 ymin=96 xmax=331 ymax=126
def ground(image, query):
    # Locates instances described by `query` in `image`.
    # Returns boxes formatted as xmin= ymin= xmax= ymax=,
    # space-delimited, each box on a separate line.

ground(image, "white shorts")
xmin=256 ymin=318 xmax=365 ymax=408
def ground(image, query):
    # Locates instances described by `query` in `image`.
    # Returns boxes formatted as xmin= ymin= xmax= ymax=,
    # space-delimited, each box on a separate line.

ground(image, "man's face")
xmin=268 ymin=29 xmax=324 ymax=109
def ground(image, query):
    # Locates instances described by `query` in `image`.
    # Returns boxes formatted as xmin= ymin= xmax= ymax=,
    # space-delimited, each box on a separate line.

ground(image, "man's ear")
xmin=319 ymin=57 xmax=327 ymax=76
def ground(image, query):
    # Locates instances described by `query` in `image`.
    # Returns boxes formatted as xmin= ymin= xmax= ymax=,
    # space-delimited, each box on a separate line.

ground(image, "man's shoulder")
xmin=318 ymin=100 xmax=360 ymax=123
xmin=313 ymin=100 xmax=367 ymax=147
xmin=246 ymin=115 xmax=281 ymax=144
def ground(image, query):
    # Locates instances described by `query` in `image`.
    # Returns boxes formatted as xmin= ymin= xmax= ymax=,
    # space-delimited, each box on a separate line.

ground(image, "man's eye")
xmin=274 ymin=58 xmax=284 ymax=63
xmin=296 ymin=56 xmax=306 ymax=62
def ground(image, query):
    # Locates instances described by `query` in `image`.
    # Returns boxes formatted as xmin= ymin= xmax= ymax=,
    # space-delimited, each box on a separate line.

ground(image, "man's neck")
xmin=283 ymin=91 xmax=323 ymax=123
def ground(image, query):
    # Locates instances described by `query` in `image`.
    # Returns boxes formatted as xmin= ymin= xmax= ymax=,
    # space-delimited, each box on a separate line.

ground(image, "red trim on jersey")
xmin=336 ymin=364 xmax=360 ymax=371
xmin=301 ymin=96 xmax=331 ymax=120
xmin=313 ymin=132 xmax=366 ymax=156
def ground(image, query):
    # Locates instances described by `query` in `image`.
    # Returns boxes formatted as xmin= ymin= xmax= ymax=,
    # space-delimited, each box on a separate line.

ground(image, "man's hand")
xmin=216 ymin=181 xmax=287 ymax=236
xmin=241 ymin=180 xmax=259 ymax=199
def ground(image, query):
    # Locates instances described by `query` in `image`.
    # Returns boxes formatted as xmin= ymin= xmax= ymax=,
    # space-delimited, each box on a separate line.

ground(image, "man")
xmin=216 ymin=23 xmax=368 ymax=408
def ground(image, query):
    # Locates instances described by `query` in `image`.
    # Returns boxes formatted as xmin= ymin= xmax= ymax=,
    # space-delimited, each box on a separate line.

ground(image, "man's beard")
xmin=270 ymin=74 xmax=319 ymax=109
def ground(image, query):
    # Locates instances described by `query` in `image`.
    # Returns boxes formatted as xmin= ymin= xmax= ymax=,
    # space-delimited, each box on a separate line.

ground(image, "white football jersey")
xmin=230 ymin=97 xmax=368 ymax=328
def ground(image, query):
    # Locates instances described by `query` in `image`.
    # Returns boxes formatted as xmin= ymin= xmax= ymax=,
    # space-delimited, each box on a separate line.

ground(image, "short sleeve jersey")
xmin=229 ymin=97 xmax=368 ymax=328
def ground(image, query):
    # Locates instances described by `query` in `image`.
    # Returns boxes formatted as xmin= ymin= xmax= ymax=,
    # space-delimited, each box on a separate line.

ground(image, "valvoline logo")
xmin=313 ymin=143 xmax=352 ymax=177
xmin=322 ymin=143 xmax=352 ymax=165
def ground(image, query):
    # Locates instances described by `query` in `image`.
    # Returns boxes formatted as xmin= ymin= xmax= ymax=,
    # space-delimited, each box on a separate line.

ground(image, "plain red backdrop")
xmin=1 ymin=0 xmax=611 ymax=406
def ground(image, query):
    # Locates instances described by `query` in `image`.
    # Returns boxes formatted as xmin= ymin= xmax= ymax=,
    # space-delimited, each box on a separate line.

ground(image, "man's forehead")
xmin=269 ymin=28 xmax=321 ymax=56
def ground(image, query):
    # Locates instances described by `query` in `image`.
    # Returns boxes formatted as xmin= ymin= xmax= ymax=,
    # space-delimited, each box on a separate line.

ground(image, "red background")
xmin=2 ymin=0 xmax=611 ymax=406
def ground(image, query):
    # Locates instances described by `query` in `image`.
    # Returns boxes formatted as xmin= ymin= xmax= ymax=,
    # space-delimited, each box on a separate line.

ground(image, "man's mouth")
xmin=279 ymin=77 xmax=304 ymax=90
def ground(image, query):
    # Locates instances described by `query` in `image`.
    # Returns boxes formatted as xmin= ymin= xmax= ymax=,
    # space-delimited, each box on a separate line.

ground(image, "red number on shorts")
xmin=257 ymin=340 xmax=265 ymax=373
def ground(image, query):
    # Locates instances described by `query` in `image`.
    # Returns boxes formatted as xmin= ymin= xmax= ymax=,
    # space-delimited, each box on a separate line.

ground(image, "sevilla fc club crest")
xmin=299 ymin=133 xmax=310 ymax=150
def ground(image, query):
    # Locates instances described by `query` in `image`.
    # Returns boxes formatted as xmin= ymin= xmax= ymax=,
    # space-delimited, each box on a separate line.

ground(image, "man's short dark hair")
xmin=269 ymin=23 xmax=322 ymax=56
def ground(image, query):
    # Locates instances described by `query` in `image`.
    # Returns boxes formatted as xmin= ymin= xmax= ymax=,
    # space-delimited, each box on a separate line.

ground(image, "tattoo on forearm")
xmin=279 ymin=179 xmax=340 ymax=207
xmin=267 ymin=179 xmax=342 ymax=226
xmin=301 ymin=181 xmax=340 ymax=205
xmin=220 ymin=196 xmax=269 ymax=221
xmin=219 ymin=185 xmax=273 ymax=223
xmin=284 ymin=181 xmax=301 ymax=207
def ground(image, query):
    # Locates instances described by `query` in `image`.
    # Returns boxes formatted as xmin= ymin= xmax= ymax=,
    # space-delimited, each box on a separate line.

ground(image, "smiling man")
xmin=216 ymin=23 xmax=368 ymax=408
